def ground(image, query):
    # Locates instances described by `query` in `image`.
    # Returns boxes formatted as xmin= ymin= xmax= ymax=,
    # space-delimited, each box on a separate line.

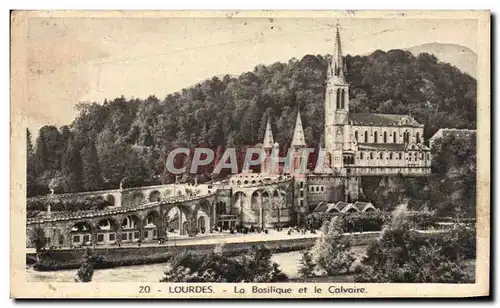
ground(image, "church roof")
xmin=291 ymin=110 xmax=306 ymax=147
xmin=358 ymin=143 xmax=430 ymax=152
xmin=313 ymin=202 xmax=329 ymax=212
xmin=357 ymin=143 xmax=407 ymax=151
xmin=349 ymin=113 xmax=423 ymax=128
xmin=335 ymin=201 xmax=349 ymax=210
xmin=262 ymin=117 xmax=274 ymax=149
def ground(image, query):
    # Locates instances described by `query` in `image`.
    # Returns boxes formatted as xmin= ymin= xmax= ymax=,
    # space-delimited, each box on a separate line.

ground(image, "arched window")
xmin=344 ymin=89 xmax=348 ymax=109
xmin=360 ymin=152 xmax=364 ymax=159
xmin=416 ymin=132 xmax=421 ymax=144
xmin=383 ymin=131 xmax=387 ymax=143
xmin=393 ymin=131 xmax=397 ymax=143
xmin=374 ymin=131 xmax=378 ymax=143
xmin=336 ymin=89 xmax=341 ymax=109
xmin=364 ymin=131 xmax=368 ymax=143
xmin=389 ymin=152 xmax=393 ymax=159
xmin=355 ymin=131 xmax=358 ymax=142
xmin=369 ymin=152 xmax=373 ymax=160
xmin=379 ymin=152 xmax=383 ymax=159
xmin=341 ymin=89 xmax=345 ymax=109
xmin=399 ymin=152 xmax=403 ymax=160
xmin=403 ymin=131 xmax=410 ymax=143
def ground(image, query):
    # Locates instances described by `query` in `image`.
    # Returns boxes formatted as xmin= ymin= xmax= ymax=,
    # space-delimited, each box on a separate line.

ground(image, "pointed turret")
xmin=291 ymin=110 xmax=306 ymax=148
xmin=328 ymin=24 xmax=346 ymax=83
xmin=262 ymin=117 xmax=274 ymax=149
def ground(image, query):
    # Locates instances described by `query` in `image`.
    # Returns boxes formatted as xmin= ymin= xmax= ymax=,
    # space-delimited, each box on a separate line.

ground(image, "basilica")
xmin=253 ymin=25 xmax=432 ymax=218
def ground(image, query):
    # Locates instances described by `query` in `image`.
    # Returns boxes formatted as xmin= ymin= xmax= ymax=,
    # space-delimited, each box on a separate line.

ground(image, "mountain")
xmin=405 ymin=43 xmax=477 ymax=78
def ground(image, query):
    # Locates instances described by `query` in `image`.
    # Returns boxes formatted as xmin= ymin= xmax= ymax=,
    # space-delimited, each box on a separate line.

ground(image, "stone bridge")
xmin=26 ymin=176 xmax=295 ymax=248
xmin=37 ymin=183 xmax=208 ymax=209
xmin=27 ymin=193 xmax=218 ymax=248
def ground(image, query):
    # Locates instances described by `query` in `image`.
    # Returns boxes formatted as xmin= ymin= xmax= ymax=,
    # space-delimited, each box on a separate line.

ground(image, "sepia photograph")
xmin=10 ymin=10 xmax=490 ymax=298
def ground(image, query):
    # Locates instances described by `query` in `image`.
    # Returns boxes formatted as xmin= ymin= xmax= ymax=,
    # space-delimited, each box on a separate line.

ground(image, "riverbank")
xmin=28 ymin=230 xmax=381 ymax=271
xmin=26 ymin=249 xmax=368 ymax=282
xmin=28 ymin=229 xmax=450 ymax=272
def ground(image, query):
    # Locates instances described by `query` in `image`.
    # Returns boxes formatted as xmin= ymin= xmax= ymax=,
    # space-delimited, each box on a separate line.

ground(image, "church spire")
xmin=329 ymin=24 xmax=346 ymax=83
xmin=262 ymin=116 xmax=274 ymax=149
xmin=291 ymin=109 xmax=306 ymax=148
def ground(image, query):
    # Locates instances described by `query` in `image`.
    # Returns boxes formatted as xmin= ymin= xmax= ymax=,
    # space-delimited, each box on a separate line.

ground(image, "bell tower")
xmin=324 ymin=24 xmax=349 ymax=170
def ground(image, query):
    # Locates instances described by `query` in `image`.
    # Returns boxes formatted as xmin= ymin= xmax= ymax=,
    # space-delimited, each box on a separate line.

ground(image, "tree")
xmin=61 ymin=139 xmax=83 ymax=192
xmin=355 ymin=204 xmax=472 ymax=283
xmin=26 ymin=128 xmax=34 ymax=154
xmin=311 ymin=216 xmax=356 ymax=276
xmin=38 ymin=125 xmax=63 ymax=171
xmin=160 ymin=245 xmax=288 ymax=282
xmin=27 ymin=128 xmax=38 ymax=197
xmin=30 ymin=226 xmax=48 ymax=253
xmin=298 ymin=250 xmax=316 ymax=278
xmin=75 ymin=248 xmax=98 ymax=282
xmin=33 ymin=133 xmax=48 ymax=176
xmin=81 ymin=142 xmax=103 ymax=191
xmin=242 ymin=245 xmax=288 ymax=282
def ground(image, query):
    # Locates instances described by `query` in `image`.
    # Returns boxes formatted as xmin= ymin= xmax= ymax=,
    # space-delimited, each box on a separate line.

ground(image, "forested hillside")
xmin=26 ymin=49 xmax=477 ymax=196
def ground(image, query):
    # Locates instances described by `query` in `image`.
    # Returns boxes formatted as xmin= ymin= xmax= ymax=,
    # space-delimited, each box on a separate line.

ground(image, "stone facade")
xmin=257 ymin=24 xmax=431 ymax=215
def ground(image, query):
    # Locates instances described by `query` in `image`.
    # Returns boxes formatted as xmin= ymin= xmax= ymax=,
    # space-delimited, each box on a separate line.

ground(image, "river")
xmin=26 ymin=247 xmax=368 ymax=282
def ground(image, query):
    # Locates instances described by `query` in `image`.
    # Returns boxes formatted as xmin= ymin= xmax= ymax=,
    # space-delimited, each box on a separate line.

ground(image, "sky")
xmin=23 ymin=16 xmax=478 ymax=135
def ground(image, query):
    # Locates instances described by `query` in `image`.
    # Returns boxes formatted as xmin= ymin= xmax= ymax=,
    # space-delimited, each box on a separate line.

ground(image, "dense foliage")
xmin=298 ymin=250 xmax=316 ymax=278
xmin=160 ymin=245 xmax=288 ymax=282
xmin=361 ymin=131 xmax=476 ymax=216
xmin=305 ymin=210 xmax=439 ymax=232
xmin=30 ymin=226 xmax=48 ymax=253
xmin=311 ymin=216 xmax=356 ymax=276
xmin=75 ymin=249 xmax=98 ymax=283
xmin=355 ymin=205 xmax=473 ymax=283
xmin=306 ymin=211 xmax=388 ymax=232
xmin=428 ymin=134 xmax=477 ymax=217
xmin=27 ymin=50 xmax=476 ymax=197
xmin=27 ymin=195 xmax=111 ymax=217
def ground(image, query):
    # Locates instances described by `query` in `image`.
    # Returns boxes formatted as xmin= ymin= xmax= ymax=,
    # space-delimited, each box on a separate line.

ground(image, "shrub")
xmin=343 ymin=211 xmax=388 ymax=233
xmin=434 ymin=224 xmax=476 ymax=261
xmin=311 ymin=216 xmax=356 ymax=276
xmin=298 ymin=250 xmax=316 ymax=278
xmin=75 ymin=248 xmax=99 ymax=283
xmin=27 ymin=195 xmax=112 ymax=216
xmin=160 ymin=245 xmax=288 ymax=282
xmin=406 ymin=210 xmax=439 ymax=230
xmin=355 ymin=204 xmax=473 ymax=283
xmin=306 ymin=211 xmax=390 ymax=232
